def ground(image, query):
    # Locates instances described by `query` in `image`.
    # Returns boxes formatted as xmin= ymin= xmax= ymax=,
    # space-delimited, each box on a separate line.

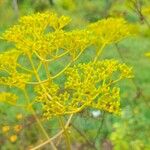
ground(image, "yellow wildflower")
xmin=0 ymin=49 xmax=20 ymax=73
xmin=142 ymin=6 xmax=150 ymax=17
xmin=2 ymin=126 xmax=10 ymax=133
xmin=14 ymin=125 xmax=22 ymax=133
xmin=145 ymin=52 xmax=150 ymax=58
xmin=0 ymin=12 xmax=133 ymax=119
xmin=16 ymin=114 xmax=23 ymax=120
xmin=9 ymin=135 xmax=17 ymax=143
xmin=87 ymin=18 xmax=131 ymax=46
xmin=0 ymin=72 xmax=31 ymax=89
xmin=0 ymin=92 xmax=18 ymax=105
xmin=35 ymin=60 xmax=133 ymax=118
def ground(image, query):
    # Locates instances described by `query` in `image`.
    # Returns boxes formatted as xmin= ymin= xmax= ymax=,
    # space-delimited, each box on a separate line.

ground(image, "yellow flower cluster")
xmin=2 ymin=126 xmax=10 ymax=133
xmin=35 ymin=60 xmax=133 ymax=118
xmin=0 ymin=12 xmax=133 ymax=119
xmin=2 ymin=12 xmax=71 ymax=56
xmin=1 ymin=124 xmax=18 ymax=143
xmin=64 ymin=30 xmax=91 ymax=59
xmin=1 ymin=12 xmax=130 ymax=60
xmin=1 ymin=121 xmax=23 ymax=144
xmin=0 ymin=49 xmax=31 ymax=89
xmin=0 ymin=49 xmax=19 ymax=73
xmin=87 ymin=18 xmax=131 ymax=46
xmin=0 ymin=50 xmax=31 ymax=89
xmin=0 ymin=72 xmax=31 ymax=89
xmin=0 ymin=92 xmax=18 ymax=105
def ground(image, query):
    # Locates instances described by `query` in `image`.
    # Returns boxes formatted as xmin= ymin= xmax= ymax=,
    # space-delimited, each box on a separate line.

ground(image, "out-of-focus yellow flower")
xmin=16 ymin=114 xmax=23 ymax=120
xmin=142 ymin=6 xmax=150 ymax=16
xmin=2 ymin=126 xmax=10 ymax=133
xmin=14 ymin=125 xmax=22 ymax=133
xmin=145 ymin=52 xmax=150 ymax=58
xmin=57 ymin=0 xmax=76 ymax=11
xmin=9 ymin=135 xmax=17 ymax=143
xmin=0 ymin=92 xmax=18 ymax=105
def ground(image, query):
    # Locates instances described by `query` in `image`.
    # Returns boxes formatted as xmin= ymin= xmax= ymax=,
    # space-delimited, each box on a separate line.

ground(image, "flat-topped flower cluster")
xmin=0 ymin=12 xmax=133 ymax=119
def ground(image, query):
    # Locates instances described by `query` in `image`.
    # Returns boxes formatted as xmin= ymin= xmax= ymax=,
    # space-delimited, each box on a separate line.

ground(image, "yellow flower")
xmin=87 ymin=18 xmax=131 ymax=46
xmin=2 ymin=126 xmax=10 ymax=133
xmin=0 ymin=49 xmax=31 ymax=89
xmin=14 ymin=125 xmax=22 ymax=133
xmin=0 ymin=92 xmax=18 ymax=105
xmin=142 ymin=6 xmax=150 ymax=16
xmin=0 ymin=49 xmax=20 ymax=72
xmin=35 ymin=60 xmax=133 ymax=119
xmin=0 ymin=12 xmax=133 ymax=119
xmin=145 ymin=52 xmax=150 ymax=58
xmin=16 ymin=114 xmax=23 ymax=120
xmin=10 ymin=135 xmax=17 ymax=143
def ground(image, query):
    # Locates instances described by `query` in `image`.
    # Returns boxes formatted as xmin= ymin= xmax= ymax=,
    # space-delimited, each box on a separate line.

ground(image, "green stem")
xmin=23 ymin=89 xmax=57 ymax=150
xmin=43 ymin=57 xmax=71 ymax=150
xmin=58 ymin=117 xmax=71 ymax=150
xmin=94 ymin=44 xmax=106 ymax=63
xmin=25 ymin=55 xmax=57 ymax=149
xmin=17 ymin=64 xmax=33 ymax=73
xmin=31 ymin=114 xmax=73 ymax=150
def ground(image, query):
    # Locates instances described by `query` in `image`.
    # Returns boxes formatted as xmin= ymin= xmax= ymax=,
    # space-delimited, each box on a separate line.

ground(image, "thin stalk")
xmin=34 ymin=51 xmax=69 ymax=62
xmin=12 ymin=0 xmax=19 ymax=18
xmin=94 ymin=44 xmax=106 ymax=63
xmin=71 ymin=123 xmax=97 ymax=150
xmin=27 ymin=54 xmax=53 ymax=100
xmin=7 ymin=102 xmax=26 ymax=108
xmin=58 ymin=117 xmax=71 ymax=150
xmin=94 ymin=112 xmax=105 ymax=142
xmin=31 ymin=114 xmax=73 ymax=150
xmin=37 ymin=61 xmax=42 ymax=72
xmin=43 ymin=61 xmax=51 ymax=80
xmin=51 ymin=62 xmax=72 ymax=79
xmin=52 ymin=50 xmax=84 ymax=79
xmin=26 ymin=79 xmax=49 ymax=85
xmin=17 ymin=64 xmax=33 ymax=73
xmin=43 ymin=57 xmax=71 ymax=149
xmin=26 ymin=55 xmax=57 ymax=149
xmin=23 ymin=89 xmax=57 ymax=150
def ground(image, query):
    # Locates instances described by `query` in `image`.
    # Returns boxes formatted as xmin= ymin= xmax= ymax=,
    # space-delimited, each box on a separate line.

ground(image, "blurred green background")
xmin=0 ymin=0 xmax=150 ymax=149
